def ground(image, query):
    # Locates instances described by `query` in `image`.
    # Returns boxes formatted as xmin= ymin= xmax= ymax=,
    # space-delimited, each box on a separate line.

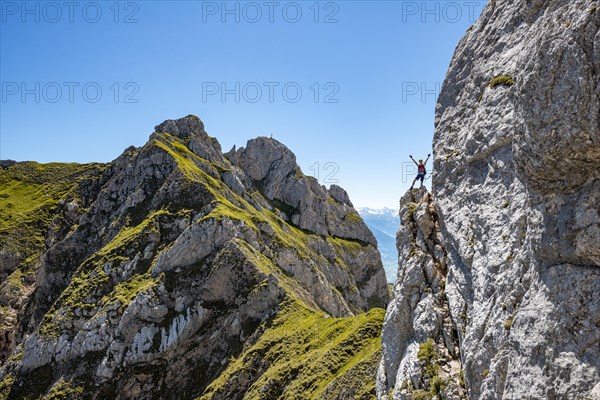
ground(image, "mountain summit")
xmin=0 ymin=115 xmax=388 ymax=399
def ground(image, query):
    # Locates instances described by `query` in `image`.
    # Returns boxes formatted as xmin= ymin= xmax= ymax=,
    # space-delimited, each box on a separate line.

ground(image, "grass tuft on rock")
xmin=46 ymin=378 xmax=84 ymax=400
xmin=417 ymin=339 xmax=438 ymax=362
xmin=404 ymin=202 xmax=418 ymax=217
xmin=343 ymin=212 xmax=362 ymax=224
xmin=488 ymin=75 xmax=514 ymax=88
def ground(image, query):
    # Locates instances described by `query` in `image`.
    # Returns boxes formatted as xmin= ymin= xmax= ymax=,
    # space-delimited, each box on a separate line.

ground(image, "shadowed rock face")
xmin=0 ymin=115 xmax=388 ymax=399
xmin=379 ymin=1 xmax=599 ymax=399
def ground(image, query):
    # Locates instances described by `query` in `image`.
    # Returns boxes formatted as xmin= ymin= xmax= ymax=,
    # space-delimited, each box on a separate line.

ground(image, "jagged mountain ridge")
xmin=0 ymin=115 xmax=388 ymax=399
xmin=378 ymin=0 xmax=600 ymax=399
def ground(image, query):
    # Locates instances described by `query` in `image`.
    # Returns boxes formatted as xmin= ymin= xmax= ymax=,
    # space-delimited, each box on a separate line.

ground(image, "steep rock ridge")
xmin=225 ymin=139 xmax=375 ymax=243
xmin=377 ymin=189 xmax=464 ymax=399
xmin=380 ymin=0 xmax=599 ymax=399
xmin=0 ymin=115 xmax=388 ymax=399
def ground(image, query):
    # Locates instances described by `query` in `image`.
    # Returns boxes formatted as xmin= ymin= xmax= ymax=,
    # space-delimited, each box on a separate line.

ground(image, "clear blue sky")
xmin=1 ymin=0 xmax=486 ymax=208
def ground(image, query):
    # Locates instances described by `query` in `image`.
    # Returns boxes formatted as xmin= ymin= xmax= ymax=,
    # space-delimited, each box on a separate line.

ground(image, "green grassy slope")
xmin=0 ymin=161 xmax=104 ymax=277
xmin=199 ymin=300 xmax=384 ymax=400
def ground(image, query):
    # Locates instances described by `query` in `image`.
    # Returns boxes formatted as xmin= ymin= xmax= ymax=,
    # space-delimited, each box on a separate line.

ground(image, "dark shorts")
xmin=416 ymin=172 xmax=426 ymax=181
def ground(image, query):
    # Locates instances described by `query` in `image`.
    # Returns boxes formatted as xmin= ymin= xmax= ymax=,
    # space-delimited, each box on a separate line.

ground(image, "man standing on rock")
xmin=409 ymin=154 xmax=430 ymax=189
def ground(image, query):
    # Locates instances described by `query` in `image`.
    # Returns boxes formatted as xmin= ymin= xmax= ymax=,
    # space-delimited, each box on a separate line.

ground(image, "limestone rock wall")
xmin=379 ymin=1 xmax=599 ymax=398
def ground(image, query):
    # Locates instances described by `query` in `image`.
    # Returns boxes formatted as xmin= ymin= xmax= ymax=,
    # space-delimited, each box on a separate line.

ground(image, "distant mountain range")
xmin=357 ymin=207 xmax=399 ymax=283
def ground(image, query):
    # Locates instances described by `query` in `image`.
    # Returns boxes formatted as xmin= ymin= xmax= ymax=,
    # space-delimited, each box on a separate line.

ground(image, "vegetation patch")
xmin=0 ymin=373 xmax=15 ymax=399
xmin=404 ymin=202 xmax=418 ymax=217
xmin=46 ymin=378 xmax=85 ymax=400
xmin=102 ymin=272 xmax=160 ymax=312
xmin=412 ymin=390 xmax=429 ymax=400
xmin=488 ymin=75 xmax=514 ymax=89
xmin=0 ymin=161 xmax=104 ymax=294
xmin=326 ymin=236 xmax=365 ymax=257
xmin=445 ymin=149 xmax=460 ymax=160
xmin=417 ymin=339 xmax=438 ymax=362
xmin=0 ymin=162 xmax=102 ymax=231
xmin=153 ymin=134 xmax=222 ymax=188
xmin=343 ymin=212 xmax=362 ymax=224
xmin=2 ymin=268 xmax=26 ymax=292
xmin=429 ymin=376 xmax=446 ymax=397
xmin=416 ymin=339 xmax=446 ymax=398
xmin=408 ymin=248 xmax=420 ymax=259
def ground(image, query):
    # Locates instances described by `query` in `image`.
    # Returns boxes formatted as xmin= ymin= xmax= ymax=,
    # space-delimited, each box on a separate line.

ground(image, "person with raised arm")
xmin=409 ymin=154 xmax=430 ymax=190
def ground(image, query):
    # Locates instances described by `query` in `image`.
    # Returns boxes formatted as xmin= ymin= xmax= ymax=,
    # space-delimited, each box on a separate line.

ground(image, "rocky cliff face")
xmin=378 ymin=189 xmax=464 ymax=399
xmin=0 ymin=115 xmax=388 ymax=399
xmin=379 ymin=0 xmax=599 ymax=399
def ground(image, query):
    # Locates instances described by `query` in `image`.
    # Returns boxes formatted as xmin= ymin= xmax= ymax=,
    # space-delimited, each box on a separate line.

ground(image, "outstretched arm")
xmin=409 ymin=155 xmax=419 ymax=167
xmin=424 ymin=154 xmax=431 ymax=166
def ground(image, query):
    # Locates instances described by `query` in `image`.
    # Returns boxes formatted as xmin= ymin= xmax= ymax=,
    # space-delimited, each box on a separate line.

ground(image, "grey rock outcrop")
xmin=379 ymin=1 xmax=599 ymax=399
xmin=378 ymin=189 xmax=464 ymax=399
xmin=226 ymin=137 xmax=375 ymax=244
xmin=0 ymin=160 xmax=16 ymax=170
